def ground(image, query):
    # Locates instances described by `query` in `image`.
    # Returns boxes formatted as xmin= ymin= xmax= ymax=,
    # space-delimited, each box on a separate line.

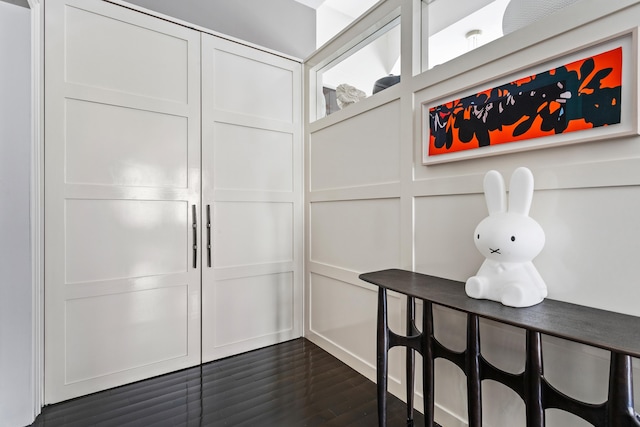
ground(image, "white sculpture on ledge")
xmin=465 ymin=167 xmax=547 ymax=308
xmin=336 ymin=83 xmax=366 ymax=109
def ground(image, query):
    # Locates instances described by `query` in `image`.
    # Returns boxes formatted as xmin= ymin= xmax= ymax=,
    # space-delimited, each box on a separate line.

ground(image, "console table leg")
xmin=377 ymin=287 xmax=389 ymax=427
xmin=467 ymin=314 xmax=482 ymax=427
xmin=423 ymin=301 xmax=435 ymax=427
xmin=525 ymin=330 xmax=544 ymax=427
xmin=406 ymin=296 xmax=416 ymax=426
xmin=608 ymin=352 xmax=640 ymax=426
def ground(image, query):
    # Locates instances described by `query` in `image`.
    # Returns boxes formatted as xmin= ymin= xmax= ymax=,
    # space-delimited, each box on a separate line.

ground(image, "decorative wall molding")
xmin=27 ymin=0 xmax=43 ymax=421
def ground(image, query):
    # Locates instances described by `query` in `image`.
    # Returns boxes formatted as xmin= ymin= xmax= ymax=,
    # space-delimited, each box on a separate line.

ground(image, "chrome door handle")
xmin=192 ymin=204 xmax=197 ymax=268
xmin=206 ymin=204 xmax=212 ymax=268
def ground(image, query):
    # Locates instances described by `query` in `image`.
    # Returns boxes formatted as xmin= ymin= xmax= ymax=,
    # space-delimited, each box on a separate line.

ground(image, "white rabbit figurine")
xmin=465 ymin=167 xmax=547 ymax=308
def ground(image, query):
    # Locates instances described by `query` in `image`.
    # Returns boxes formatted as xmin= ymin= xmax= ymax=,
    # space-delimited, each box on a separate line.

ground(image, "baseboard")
xmin=305 ymin=330 xmax=470 ymax=427
xmin=434 ymin=404 xmax=469 ymax=427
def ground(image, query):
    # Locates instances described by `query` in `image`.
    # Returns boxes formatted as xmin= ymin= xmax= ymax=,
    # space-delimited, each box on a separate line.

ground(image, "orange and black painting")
xmin=428 ymin=47 xmax=622 ymax=157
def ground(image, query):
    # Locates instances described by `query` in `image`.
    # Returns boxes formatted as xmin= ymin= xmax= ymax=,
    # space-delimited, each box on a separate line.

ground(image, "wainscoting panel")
xmin=414 ymin=194 xmax=484 ymax=283
xmin=309 ymin=272 xmax=404 ymax=384
xmin=309 ymin=99 xmax=401 ymax=192
xmin=310 ymin=198 xmax=401 ymax=273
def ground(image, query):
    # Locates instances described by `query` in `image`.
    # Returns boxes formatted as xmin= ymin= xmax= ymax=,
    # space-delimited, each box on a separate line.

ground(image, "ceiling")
xmin=293 ymin=0 xmax=376 ymax=19
xmin=1 ymin=0 xmax=29 ymax=8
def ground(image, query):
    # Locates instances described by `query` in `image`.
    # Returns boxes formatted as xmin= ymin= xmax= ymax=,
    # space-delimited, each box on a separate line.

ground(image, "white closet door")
xmin=201 ymin=34 xmax=303 ymax=362
xmin=44 ymin=0 xmax=201 ymax=403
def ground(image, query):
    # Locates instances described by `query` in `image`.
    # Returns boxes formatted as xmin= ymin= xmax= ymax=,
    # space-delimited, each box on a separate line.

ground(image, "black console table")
xmin=359 ymin=269 xmax=640 ymax=427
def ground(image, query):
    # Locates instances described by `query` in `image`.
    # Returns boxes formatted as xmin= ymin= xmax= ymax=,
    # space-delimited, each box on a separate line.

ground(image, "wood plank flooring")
xmin=31 ymin=338 xmax=429 ymax=426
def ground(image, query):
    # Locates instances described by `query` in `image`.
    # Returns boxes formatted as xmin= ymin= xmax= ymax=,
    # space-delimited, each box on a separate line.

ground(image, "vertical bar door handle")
xmin=206 ymin=204 xmax=212 ymax=267
xmin=192 ymin=204 xmax=197 ymax=268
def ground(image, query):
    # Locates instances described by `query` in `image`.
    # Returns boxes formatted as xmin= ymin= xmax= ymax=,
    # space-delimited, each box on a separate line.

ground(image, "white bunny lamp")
xmin=465 ymin=167 xmax=547 ymax=308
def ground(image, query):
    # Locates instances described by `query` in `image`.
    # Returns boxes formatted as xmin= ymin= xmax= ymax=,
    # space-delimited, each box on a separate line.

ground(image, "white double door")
xmin=44 ymin=0 xmax=302 ymax=404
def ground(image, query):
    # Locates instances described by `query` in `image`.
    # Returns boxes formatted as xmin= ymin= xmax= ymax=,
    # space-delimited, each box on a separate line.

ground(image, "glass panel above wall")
xmin=422 ymin=0 xmax=580 ymax=71
xmin=314 ymin=15 xmax=400 ymax=121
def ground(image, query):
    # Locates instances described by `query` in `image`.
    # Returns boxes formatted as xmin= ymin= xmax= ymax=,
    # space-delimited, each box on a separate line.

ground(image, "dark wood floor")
xmin=31 ymin=338 xmax=428 ymax=426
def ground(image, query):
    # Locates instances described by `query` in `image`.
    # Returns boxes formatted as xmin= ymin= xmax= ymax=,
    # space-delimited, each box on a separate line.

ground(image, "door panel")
xmin=213 ymin=201 xmax=294 ymax=268
xmin=210 ymin=273 xmax=294 ymax=347
xmin=64 ymin=285 xmax=189 ymax=384
xmin=212 ymin=48 xmax=294 ymax=122
xmin=213 ymin=123 xmax=294 ymax=192
xmin=45 ymin=0 xmax=201 ymax=403
xmin=201 ymin=34 xmax=303 ymax=362
xmin=64 ymin=4 xmax=189 ymax=102
xmin=64 ymin=200 xmax=188 ymax=283
xmin=65 ymin=100 xmax=189 ymax=188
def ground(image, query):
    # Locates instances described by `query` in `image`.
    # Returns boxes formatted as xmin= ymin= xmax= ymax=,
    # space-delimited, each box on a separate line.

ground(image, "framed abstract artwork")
xmin=421 ymin=30 xmax=639 ymax=164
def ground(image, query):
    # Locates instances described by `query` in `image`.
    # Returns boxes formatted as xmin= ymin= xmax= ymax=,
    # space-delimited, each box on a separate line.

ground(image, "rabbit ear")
xmin=508 ymin=167 xmax=534 ymax=215
xmin=483 ymin=170 xmax=506 ymax=215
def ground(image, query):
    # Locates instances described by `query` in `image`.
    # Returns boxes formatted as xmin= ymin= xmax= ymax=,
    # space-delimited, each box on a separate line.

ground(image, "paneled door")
xmin=201 ymin=34 xmax=303 ymax=361
xmin=44 ymin=0 xmax=201 ymax=403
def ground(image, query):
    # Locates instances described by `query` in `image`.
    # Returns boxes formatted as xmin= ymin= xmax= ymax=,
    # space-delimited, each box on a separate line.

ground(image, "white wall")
xmin=0 ymin=1 xmax=33 ymax=426
xmin=123 ymin=0 xmax=316 ymax=59
xmin=316 ymin=4 xmax=355 ymax=48
xmin=305 ymin=0 xmax=640 ymax=426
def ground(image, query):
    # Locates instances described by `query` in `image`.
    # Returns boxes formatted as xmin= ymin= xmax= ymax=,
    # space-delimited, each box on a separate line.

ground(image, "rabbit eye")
xmin=477 ymin=234 xmax=480 ymax=239
xmin=510 ymin=236 xmax=516 ymax=242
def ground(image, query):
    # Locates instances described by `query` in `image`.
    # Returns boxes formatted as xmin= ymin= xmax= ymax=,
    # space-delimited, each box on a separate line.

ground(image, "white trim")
xmin=27 ymin=0 xmax=43 ymax=421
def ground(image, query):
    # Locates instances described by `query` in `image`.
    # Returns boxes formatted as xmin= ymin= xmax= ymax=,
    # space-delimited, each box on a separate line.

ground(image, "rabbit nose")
xmin=490 ymin=248 xmax=501 ymax=254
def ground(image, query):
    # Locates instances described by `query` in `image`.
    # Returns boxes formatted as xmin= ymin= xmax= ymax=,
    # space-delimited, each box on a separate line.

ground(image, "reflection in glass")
xmin=315 ymin=16 xmax=401 ymax=120
xmin=422 ymin=0 xmax=580 ymax=70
